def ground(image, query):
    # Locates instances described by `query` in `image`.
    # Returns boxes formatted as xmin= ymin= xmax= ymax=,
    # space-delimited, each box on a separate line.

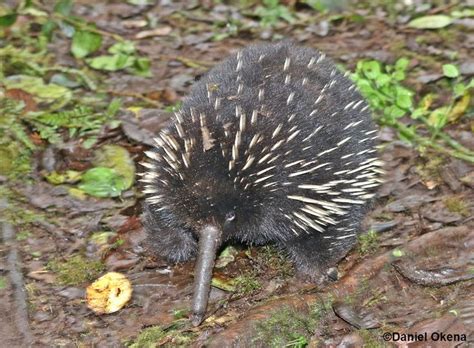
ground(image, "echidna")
xmin=140 ymin=42 xmax=383 ymax=325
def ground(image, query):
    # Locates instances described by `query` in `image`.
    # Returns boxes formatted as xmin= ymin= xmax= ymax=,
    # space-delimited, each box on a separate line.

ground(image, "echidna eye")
xmin=225 ymin=211 xmax=236 ymax=222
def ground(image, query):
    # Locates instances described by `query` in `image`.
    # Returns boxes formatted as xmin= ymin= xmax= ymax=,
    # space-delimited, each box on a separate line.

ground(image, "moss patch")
xmin=128 ymin=326 xmax=164 ymax=348
xmin=127 ymin=322 xmax=195 ymax=348
xmin=358 ymin=230 xmax=379 ymax=255
xmin=444 ymin=196 xmax=469 ymax=216
xmin=47 ymin=254 xmax=105 ymax=286
xmin=259 ymin=245 xmax=295 ymax=278
xmin=358 ymin=329 xmax=387 ymax=348
xmin=253 ymin=306 xmax=312 ymax=347
xmin=252 ymin=296 xmax=333 ymax=347
xmin=233 ymin=269 xmax=262 ymax=295
xmin=416 ymin=156 xmax=445 ymax=187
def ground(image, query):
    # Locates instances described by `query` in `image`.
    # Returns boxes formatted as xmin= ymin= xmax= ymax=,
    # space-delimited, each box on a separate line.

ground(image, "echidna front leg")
xmin=282 ymin=223 xmax=360 ymax=283
xmin=143 ymin=203 xmax=198 ymax=262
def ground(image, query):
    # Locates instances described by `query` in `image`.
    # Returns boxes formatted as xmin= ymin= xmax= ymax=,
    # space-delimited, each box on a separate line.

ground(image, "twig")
xmin=417 ymin=115 xmax=474 ymax=157
xmin=106 ymin=89 xmax=161 ymax=107
xmin=0 ymin=199 xmax=33 ymax=346
xmin=428 ymin=2 xmax=459 ymax=15
xmin=160 ymin=55 xmax=214 ymax=69
xmin=394 ymin=122 xmax=474 ymax=163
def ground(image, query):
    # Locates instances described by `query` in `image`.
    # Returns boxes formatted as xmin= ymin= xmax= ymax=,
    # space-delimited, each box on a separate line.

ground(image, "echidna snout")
xmin=140 ymin=42 xmax=383 ymax=325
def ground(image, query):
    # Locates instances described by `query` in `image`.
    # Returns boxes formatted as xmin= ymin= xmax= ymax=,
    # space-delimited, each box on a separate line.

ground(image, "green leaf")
xmin=86 ymin=54 xmax=135 ymax=71
xmin=376 ymin=74 xmax=391 ymax=86
xmin=278 ymin=7 xmax=295 ymax=23
xmin=398 ymin=125 xmax=416 ymax=143
xmin=82 ymin=137 xmax=97 ymax=149
xmin=304 ymin=0 xmax=331 ymax=12
xmin=396 ymin=89 xmax=413 ymax=110
xmin=89 ymin=231 xmax=117 ymax=245
xmin=411 ymin=108 xmax=425 ymax=120
xmin=392 ymin=249 xmax=404 ymax=257
xmin=45 ymin=170 xmax=82 ymax=185
xmin=54 ymin=0 xmax=73 ymax=16
xmin=71 ymin=30 xmax=103 ymax=58
xmin=453 ymin=83 xmax=466 ymax=98
xmin=131 ymin=57 xmax=151 ymax=77
xmin=362 ymin=61 xmax=381 ymax=80
xmin=22 ymin=7 xmax=48 ymax=17
xmin=392 ymin=70 xmax=405 ymax=81
xmin=264 ymin=0 xmax=279 ymax=5
xmin=395 ymin=57 xmax=409 ymax=71
xmin=215 ymin=246 xmax=238 ymax=268
xmin=0 ymin=13 xmax=17 ymax=28
xmin=428 ymin=106 xmax=449 ymax=130
xmin=108 ymin=41 xmax=136 ymax=55
xmin=387 ymin=105 xmax=406 ymax=120
xmin=93 ymin=145 xmax=135 ymax=189
xmin=442 ymin=64 xmax=460 ymax=78
xmin=11 ymin=123 xmax=36 ymax=150
xmin=407 ymin=15 xmax=452 ymax=29
xmin=78 ymin=167 xmax=128 ymax=198
xmin=41 ymin=20 xmax=57 ymax=40
xmin=450 ymin=9 xmax=474 ymax=18
xmin=106 ymin=98 xmax=122 ymax=117
xmin=50 ymin=73 xmax=81 ymax=88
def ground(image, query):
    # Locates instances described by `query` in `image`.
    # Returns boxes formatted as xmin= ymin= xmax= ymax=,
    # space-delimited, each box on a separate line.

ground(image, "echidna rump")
xmin=140 ymin=42 xmax=383 ymax=325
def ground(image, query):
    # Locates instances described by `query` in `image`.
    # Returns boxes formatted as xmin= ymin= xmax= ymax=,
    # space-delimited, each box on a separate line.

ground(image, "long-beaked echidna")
xmin=140 ymin=42 xmax=384 ymax=325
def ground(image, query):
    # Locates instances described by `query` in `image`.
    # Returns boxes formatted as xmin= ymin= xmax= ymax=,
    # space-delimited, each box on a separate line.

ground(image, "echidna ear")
xmin=190 ymin=224 xmax=223 ymax=326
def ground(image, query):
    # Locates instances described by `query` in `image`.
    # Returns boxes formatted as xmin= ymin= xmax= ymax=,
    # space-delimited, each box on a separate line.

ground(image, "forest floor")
xmin=0 ymin=0 xmax=473 ymax=347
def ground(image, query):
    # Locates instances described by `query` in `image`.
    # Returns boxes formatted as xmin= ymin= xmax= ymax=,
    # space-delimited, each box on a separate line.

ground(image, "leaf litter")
xmin=0 ymin=0 xmax=473 ymax=347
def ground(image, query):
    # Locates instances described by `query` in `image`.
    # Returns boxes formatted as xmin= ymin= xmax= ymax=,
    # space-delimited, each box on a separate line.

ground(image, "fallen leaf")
xmin=4 ymin=75 xmax=72 ymax=110
xmin=135 ymin=26 xmax=172 ymax=39
xmin=71 ymin=30 xmax=103 ymax=59
xmin=408 ymin=15 xmax=452 ymax=29
xmin=78 ymin=167 xmax=128 ymax=198
xmin=87 ymin=54 xmax=135 ymax=71
xmin=5 ymin=88 xmax=37 ymax=112
xmin=448 ymin=93 xmax=470 ymax=122
xmin=93 ymin=144 xmax=135 ymax=189
xmin=86 ymin=272 xmax=133 ymax=314
xmin=442 ymin=64 xmax=460 ymax=78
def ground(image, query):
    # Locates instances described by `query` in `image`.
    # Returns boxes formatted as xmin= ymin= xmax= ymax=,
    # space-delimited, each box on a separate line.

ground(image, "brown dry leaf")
xmin=86 ymin=272 xmax=132 ymax=314
xmin=5 ymin=88 xmax=38 ymax=113
xmin=122 ymin=19 xmax=148 ymax=29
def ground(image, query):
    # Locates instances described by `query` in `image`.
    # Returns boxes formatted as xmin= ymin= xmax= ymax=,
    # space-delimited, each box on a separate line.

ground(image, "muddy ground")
xmin=1 ymin=0 xmax=473 ymax=347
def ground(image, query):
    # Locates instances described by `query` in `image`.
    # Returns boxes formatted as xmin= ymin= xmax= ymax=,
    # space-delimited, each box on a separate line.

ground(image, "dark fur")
xmin=143 ymin=42 xmax=381 ymax=280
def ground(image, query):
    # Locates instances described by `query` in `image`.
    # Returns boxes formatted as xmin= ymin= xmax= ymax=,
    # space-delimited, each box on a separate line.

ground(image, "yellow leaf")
xmin=127 ymin=106 xmax=142 ymax=116
xmin=448 ymin=93 xmax=471 ymax=123
xmin=420 ymin=93 xmax=434 ymax=111
xmin=86 ymin=272 xmax=133 ymax=314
